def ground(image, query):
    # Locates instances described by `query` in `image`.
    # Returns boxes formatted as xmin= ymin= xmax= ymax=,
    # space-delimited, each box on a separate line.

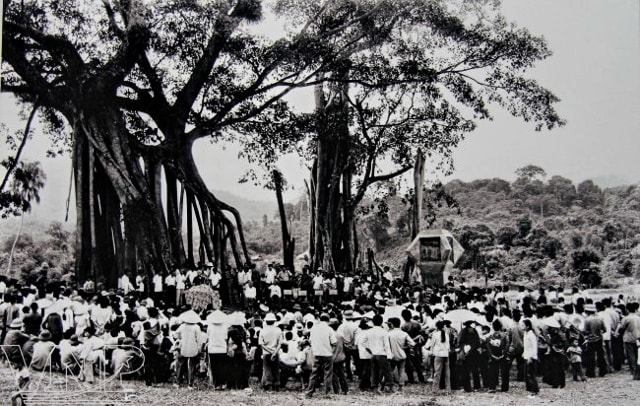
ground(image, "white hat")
xmin=179 ymin=310 xmax=202 ymax=324
xmin=264 ymin=313 xmax=277 ymax=322
xmin=206 ymin=310 xmax=228 ymax=325
xmin=363 ymin=311 xmax=376 ymax=320
xmin=543 ymin=318 xmax=561 ymax=329
xmin=229 ymin=311 xmax=246 ymax=326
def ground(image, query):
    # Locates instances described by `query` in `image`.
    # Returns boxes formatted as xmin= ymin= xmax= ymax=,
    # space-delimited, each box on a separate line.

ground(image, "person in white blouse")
xmin=522 ymin=319 xmax=539 ymax=396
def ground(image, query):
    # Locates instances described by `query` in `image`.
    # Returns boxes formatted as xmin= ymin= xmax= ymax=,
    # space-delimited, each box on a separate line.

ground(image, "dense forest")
xmin=1 ymin=165 xmax=638 ymax=290
xmin=246 ymin=165 xmax=640 ymax=289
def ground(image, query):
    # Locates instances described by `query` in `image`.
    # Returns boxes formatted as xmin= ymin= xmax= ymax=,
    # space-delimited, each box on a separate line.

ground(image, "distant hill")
xmin=212 ymin=189 xmax=277 ymax=223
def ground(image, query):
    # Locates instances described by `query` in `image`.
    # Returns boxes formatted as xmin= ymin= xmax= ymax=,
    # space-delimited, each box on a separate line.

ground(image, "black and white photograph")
xmin=0 ymin=0 xmax=639 ymax=405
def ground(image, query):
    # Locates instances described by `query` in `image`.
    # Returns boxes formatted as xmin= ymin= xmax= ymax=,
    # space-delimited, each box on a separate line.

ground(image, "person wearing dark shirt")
xmin=457 ymin=320 xmax=481 ymax=392
xmin=484 ymin=319 xmax=510 ymax=392
xmin=23 ymin=302 xmax=42 ymax=336
xmin=583 ymin=304 xmax=607 ymax=378
xmin=401 ymin=309 xmax=424 ymax=384
xmin=3 ymin=319 xmax=30 ymax=366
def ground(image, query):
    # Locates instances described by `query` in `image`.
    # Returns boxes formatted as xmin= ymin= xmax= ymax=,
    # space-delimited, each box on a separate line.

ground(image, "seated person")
xmin=30 ymin=329 xmax=58 ymax=371
xmin=59 ymin=334 xmax=84 ymax=375
xmin=111 ymin=337 xmax=141 ymax=379
xmin=3 ymin=319 xmax=30 ymax=366
xmin=79 ymin=326 xmax=106 ymax=383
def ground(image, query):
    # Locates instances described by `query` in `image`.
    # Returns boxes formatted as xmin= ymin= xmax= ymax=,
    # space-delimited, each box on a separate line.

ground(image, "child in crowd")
xmin=566 ymin=339 xmax=586 ymax=382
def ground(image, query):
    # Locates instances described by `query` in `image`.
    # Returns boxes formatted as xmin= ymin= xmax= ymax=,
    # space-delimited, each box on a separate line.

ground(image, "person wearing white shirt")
xmin=152 ymin=273 xmax=163 ymax=302
xmin=522 ymin=319 xmax=539 ymax=395
xmin=136 ymin=274 xmax=145 ymax=293
xmin=175 ymin=270 xmax=186 ymax=306
xmin=343 ymin=275 xmax=353 ymax=295
xmin=209 ymin=269 xmax=222 ymax=290
xmin=312 ymin=274 xmax=324 ymax=291
xmin=244 ymin=282 xmax=257 ymax=309
xmin=119 ymin=273 xmax=134 ymax=295
xmin=428 ymin=320 xmax=450 ymax=393
xmin=366 ymin=315 xmax=393 ymax=393
xmin=265 ymin=265 xmax=277 ymax=285
xmin=164 ymin=272 xmax=176 ymax=306
xmin=305 ymin=314 xmax=336 ymax=398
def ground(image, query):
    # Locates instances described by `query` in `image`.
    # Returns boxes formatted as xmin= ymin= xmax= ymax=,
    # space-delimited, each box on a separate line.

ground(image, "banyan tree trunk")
xmin=273 ymin=170 xmax=295 ymax=270
xmin=72 ymin=92 xmax=172 ymax=286
xmin=312 ymin=77 xmax=350 ymax=274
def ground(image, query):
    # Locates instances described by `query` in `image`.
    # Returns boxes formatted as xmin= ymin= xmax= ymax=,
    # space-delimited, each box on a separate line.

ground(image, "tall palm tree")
xmin=6 ymin=161 xmax=46 ymax=275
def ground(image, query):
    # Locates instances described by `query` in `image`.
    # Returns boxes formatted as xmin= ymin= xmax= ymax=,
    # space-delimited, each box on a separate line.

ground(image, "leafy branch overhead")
xmin=1 ymin=0 xmax=565 ymax=283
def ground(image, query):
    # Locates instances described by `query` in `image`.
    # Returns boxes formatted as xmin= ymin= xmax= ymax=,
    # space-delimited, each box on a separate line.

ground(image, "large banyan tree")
xmin=1 ymin=0 xmax=340 ymax=287
xmin=243 ymin=0 xmax=564 ymax=274
xmin=2 ymin=0 xmax=564 ymax=288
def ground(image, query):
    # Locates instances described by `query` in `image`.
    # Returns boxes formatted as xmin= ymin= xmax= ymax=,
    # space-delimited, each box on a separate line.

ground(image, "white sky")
xmin=1 ymin=0 xmax=639 ymax=222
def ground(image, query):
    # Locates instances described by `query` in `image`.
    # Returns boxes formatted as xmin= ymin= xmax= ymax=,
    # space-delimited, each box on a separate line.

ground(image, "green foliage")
xmin=0 ymin=221 xmax=74 ymax=282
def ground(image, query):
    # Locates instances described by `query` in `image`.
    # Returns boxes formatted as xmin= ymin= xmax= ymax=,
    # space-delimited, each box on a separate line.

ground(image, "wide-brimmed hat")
xmin=122 ymin=337 xmax=136 ymax=346
xmin=179 ymin=310 xmax=202 ymax=324
xmin=205 ymin=262 xmax=214 ymax=267
xmin=9 ymin=319 xmax=23 ymax=329
xmin=329 ymin=318 xmax=340 ymax=326
xmin=343 ymin=310 xmax=354 ymax=319
xmin=259 ymin=304 xmax=270 ymax=313
xmin=38 ymin=329 xmax=52 ymax=341
xmin=543 ymin=318 xmax=561 ymax=329
xmin=264 ymin=313 xmax=277 ymax=322
xmin=206 ymin=309 xmax=228 ymax=325
xmin=226 ymin=311 xmax=244 ymax=326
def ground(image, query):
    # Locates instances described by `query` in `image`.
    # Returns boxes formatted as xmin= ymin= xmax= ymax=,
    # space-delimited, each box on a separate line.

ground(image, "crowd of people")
xmin=1 ymin=261 xmax=640 ymax=400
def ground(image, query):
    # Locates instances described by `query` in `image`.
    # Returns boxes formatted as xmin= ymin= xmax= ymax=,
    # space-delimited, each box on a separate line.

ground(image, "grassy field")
xmin=1 ymin=365 xmax=638 ymax=406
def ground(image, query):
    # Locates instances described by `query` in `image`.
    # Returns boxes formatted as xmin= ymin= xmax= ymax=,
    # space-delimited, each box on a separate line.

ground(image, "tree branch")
xmin=0 ymin=102 xmax=39 ymax=193
xmin=173 ymin=13 xmax=239 ymax=121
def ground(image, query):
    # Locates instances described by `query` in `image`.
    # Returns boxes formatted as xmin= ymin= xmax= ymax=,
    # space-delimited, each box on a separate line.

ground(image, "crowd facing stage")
xmin=1 ymin=261 xmax=640 ymax=399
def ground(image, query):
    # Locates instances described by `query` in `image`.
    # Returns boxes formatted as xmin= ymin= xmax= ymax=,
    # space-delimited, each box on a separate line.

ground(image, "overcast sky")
xmin=1 ymin=0 xmax=639 ymax=222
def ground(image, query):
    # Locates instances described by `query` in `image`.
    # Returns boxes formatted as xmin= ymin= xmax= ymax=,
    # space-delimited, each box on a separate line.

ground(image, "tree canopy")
xmin=2 ymin=0 xmax=564 ymax=290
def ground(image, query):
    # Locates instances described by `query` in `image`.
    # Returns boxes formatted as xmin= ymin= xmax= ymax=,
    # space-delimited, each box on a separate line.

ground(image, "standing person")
xmin=356 ymin=319 xmax=373 ymax=390
xmin=522 ymin=319 xmax=539 ymax=396
xmin=175 ymin=270 xmax=186 ymax=307
xmin=401 ymin=309 xmax=425 ymax=384
xmin=583 ymin=304 xmax=607 ymax=378
xmin=329 ymin=318 xmax=348 ymax=395
xmin=567 ymin=339 xmax=587 ymax=382
xmin=367 ymin=314 xmax=393 ymax=394
xmin=259 ymin=313 xmax=282 ymax=390
xmin=546 ymin=320 xmax=567 ymax=388
xmin=429 ymin=321 xmax=451 ymax=394
xmin=209 ymin=265 xmax=222 ymax=291
xmin=305 ymin=313 xmax=336 ymax=398
xmin=174 ymin=312 xmax=204 ymax=388
xmin=164 ymin=270 xmax=176 ymax=307
xmin=604 ymin=298 xmax=623 ymax=371
xmin=458 ymin=320 xmax=481 ymax=392
xmin=485 ymin=319 xmax=510 ymax=392
xmin=338 ymin=310 xmax=359 ymax=381
xmin=205 ymin=310 xmax=228 ymax=389
xmin=388 ymin=317 xmax=415 ymax=391
xmin=615 ymin=302 xmax=640 ymax=379
xmin=152 ymin=272 xmax=163 ymax=304
xmin=509 ymin=309 xmax=525 ymax=381
xmin=142 ymin=307 xmax=162 ymax=386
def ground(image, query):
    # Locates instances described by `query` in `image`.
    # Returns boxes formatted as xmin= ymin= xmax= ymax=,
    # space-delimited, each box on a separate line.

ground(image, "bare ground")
xmin=1 ymin=366 xmax=638 ymax=406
